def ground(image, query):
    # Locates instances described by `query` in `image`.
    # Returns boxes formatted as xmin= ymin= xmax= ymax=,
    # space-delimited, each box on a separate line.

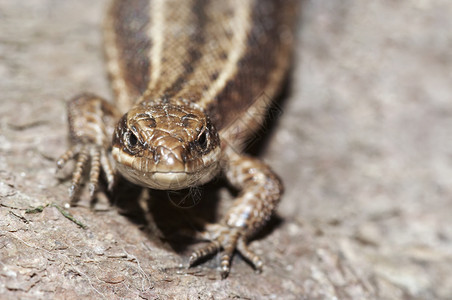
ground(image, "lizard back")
xmin=104 ymin=0 xmax=297 ymax=144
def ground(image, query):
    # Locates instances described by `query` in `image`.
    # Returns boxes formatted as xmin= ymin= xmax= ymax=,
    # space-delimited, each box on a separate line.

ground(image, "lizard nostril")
xmin=153 ymin=151 xmax=160 ymax=163
xmin=181 ymin=151 xmax=188 ymax=163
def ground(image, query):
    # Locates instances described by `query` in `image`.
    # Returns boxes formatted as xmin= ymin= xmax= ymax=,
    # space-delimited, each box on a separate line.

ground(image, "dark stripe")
xmin=112 ymin=0 xmax=152 ymax=97
xmin=206 ymin=0 xmax=296 ymax=131
xmin=163 ymin=0 xmax=208 ymax=98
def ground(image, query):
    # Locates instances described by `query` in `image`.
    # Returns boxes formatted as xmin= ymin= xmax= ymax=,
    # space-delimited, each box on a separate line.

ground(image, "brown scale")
xmin=58 ymin=0 xmax=298 ymax=278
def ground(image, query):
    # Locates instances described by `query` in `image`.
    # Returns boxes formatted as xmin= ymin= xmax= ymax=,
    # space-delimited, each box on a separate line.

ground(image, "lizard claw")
xmin=57 ymin=143 xmax=115 ymax=201
xmin=57 ymin=94 xmax=120 ymax=201
xmin=188 ymin=225 xmax=263 ymax=278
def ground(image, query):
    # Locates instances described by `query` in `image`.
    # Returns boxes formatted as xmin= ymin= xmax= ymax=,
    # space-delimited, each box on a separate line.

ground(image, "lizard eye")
xmin=124 ymin=131 xmax=139 ymax=151
xmin=198 ymin=130 xmax=208 ymax=150
xmin=128 ymin=133 xmax=138 ymax=147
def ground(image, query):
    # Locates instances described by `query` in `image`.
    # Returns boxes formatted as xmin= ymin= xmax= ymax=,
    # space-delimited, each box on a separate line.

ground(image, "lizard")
xmin=57 ymin=0 xmax=297 ymax=278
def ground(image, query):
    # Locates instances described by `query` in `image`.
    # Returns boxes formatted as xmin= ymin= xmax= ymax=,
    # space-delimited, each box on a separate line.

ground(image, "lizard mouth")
xmin=116 ymin=164 xmax=194 ymax=189
xmin=111 ymin=146 xmax=221 ymax=190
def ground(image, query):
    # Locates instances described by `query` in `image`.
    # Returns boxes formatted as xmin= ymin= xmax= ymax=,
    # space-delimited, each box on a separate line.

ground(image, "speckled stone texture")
xmin=1 ymin=1 xmax=451 ymax=299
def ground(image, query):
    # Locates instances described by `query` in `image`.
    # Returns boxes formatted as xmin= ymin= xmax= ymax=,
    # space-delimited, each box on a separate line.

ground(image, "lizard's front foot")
xmin=57 ymin=94 xmax=120 ymax=201
xmin=188 ymin=150 xmax=282 ymax=278
xmin=57 ymin=143 xmax=115 ymax=200
xmin=189 ymin=224 xmax=263 ymax=278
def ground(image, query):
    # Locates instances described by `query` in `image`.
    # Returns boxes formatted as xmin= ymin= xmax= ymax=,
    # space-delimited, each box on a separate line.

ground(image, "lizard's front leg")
xmin=57 ymin=93 xmax=120 ymax=200
xmin=189 ymin=147 xmax=283 ymax=278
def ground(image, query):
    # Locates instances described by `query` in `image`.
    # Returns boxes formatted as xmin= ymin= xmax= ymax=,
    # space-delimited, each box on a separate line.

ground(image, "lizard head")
xmin=111 ymin=101 xmax=221 ymax=190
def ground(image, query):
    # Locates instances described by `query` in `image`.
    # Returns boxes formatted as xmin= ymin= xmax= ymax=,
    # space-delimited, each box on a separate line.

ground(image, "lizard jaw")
xmin=112 ymin=146 xmax=221 ymax=190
